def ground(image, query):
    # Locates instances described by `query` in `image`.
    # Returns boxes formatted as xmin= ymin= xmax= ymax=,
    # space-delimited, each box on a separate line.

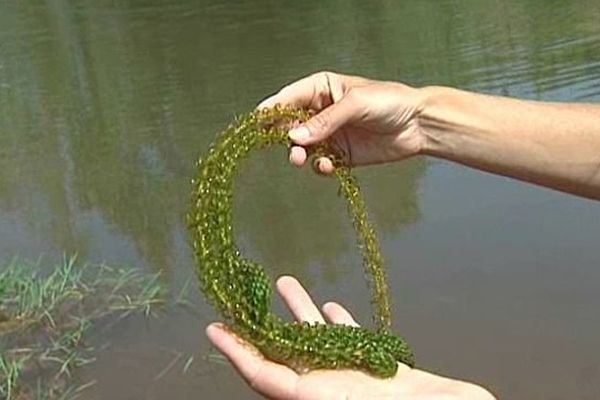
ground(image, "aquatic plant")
xmin=189 ymin=106 xmax=414 ymax=378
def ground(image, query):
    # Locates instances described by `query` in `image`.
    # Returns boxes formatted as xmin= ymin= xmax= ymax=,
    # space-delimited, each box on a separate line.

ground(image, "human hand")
xmin=257 ymin=71 xmax=428 ymax=174
xmin=206 ymin=276 xmax=496 ymax=400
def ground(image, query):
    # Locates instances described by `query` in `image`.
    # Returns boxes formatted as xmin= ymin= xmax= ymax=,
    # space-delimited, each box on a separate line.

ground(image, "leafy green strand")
xmin=189 ymin=106 xmax=414 ymax=378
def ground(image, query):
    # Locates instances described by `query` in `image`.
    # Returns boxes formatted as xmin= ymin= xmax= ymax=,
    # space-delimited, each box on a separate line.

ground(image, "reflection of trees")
xmin=234 ymin=151 xmax=424 ymax=285
xmin=0 ymin=0 xmax=598 ymax=275
xmin=0 ymin=2 xmax=187 ymax=270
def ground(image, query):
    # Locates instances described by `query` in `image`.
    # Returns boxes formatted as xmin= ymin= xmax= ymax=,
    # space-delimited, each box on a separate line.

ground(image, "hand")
xmin=257 ymin=71 xmax=427 ymax=174
xmin=206 ymin=276 xmax=497 ymax=400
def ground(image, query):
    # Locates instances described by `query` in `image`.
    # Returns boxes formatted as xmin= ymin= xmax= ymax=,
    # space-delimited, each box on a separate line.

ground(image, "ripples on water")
xmin=0 ymin=1 xmax=599 ymax=399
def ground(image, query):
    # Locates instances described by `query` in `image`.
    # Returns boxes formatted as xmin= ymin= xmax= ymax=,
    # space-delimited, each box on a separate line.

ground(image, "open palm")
xmin=206 ymin=276 xmax=496 ymax=400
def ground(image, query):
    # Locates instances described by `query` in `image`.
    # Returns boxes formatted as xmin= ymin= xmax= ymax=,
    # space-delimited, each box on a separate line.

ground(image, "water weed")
xmin=189 ymin=106 xmax=414 ymax=378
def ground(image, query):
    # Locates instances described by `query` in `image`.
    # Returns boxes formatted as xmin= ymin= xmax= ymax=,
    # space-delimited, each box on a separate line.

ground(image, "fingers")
xmin=288 ymin=93 xmax=358 ymax=146
xmin=276 ymin=276 xmax=326 ymax=324
xmin=275 ymin=276 xmax=360 ymax=327
xmin=206 ymin=323 xmax=298 ymax=399
xmin=260 ymin=71 xmax=360 ymax=146
xmin=312 ymin=157 xmax=335 ymax=175
xmin=257 ymin=71 xmax=337 ymax=110
xmin=321 ymin=302 xmax=360 ymax=327
xmin=288 ymin=146 xmax=307 ymax=167
xmin=263 ymin=72 xmax=359 ymax=172
xmin=289 ymin=148 xmax=335 ymax=176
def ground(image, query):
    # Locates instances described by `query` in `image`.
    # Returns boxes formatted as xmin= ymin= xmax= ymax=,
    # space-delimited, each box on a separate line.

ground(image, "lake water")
xmin=1 ymin=1 xmax=599 ymax=399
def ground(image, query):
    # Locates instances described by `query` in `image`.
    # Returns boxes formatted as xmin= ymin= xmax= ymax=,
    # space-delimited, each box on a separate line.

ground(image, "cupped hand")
xmin=206 ymin=276 xmax=496 ymax=400
xmin=257 ymin=71 xmax=428 ymax=174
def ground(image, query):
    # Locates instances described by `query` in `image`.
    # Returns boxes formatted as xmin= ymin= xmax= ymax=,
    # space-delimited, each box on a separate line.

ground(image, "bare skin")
xmin=207 ymin=276 xmax=496 ymax=400
xmin=207 ymin=71 xmax=600 ymax=399
xmin=259 ymin=71 xmax=600 ymax=199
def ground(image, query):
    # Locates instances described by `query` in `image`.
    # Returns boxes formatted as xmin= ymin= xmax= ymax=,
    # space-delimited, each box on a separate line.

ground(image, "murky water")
xmin=1 ymin=0 xmax=599 ymax=399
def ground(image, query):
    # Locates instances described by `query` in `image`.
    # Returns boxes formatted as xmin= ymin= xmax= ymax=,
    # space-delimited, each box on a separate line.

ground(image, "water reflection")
xmin=0 ymin=0 xmax=429 ymax=278
xmin=0 ymin=0 xmax=599 ymax=399
xmin=1 ymin=0 xmax=599 ymax=274
xmin=234 ymin=152 xmax=424 ymax=285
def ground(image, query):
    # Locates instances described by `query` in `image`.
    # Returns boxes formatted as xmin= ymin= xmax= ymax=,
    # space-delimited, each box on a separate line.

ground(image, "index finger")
xmin=257 ymin=71 xmax=335 ymax=111
xmin=276 ymin=275 xmax=326 ymax=324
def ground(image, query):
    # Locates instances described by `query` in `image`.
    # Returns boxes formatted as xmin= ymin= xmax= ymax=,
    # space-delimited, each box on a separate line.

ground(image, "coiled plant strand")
xmin=188 ymin=106 xmax=414 ymax=378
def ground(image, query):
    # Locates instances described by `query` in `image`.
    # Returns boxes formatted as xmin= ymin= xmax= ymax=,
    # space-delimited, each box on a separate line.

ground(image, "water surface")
xmin=1 ymin=1 xmax=599 ymax=399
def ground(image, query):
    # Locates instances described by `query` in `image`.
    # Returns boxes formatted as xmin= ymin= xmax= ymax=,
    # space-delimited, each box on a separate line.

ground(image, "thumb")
xmin=288 ymin=93 xmax=358 ymax=145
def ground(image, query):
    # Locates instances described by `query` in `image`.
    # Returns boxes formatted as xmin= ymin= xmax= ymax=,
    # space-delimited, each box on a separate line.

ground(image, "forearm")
xmin=419 ymin=86 xmax=600 ymax=200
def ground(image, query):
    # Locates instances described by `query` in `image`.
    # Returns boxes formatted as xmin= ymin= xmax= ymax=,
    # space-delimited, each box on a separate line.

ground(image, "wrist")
xmin=416 ymin=85 xmax=478 ymax=160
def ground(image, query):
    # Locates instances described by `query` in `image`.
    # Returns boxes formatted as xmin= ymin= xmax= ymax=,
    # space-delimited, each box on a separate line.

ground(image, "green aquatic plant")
xmin=189 ymin=106 xmax=414 ymax=378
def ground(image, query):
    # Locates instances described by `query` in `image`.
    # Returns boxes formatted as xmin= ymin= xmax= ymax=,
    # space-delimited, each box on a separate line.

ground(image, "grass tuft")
xmin=0 ymin=256 xmax=166 ymax=400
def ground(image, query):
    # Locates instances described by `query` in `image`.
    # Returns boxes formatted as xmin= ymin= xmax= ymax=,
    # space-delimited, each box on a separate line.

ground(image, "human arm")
xmin=420 ymin=86 xmax=600 ymax=199
xmin=206 ymin=276 xmax=496 ymax=400
xmin=258 ymin=71 xmax=600 ymax=200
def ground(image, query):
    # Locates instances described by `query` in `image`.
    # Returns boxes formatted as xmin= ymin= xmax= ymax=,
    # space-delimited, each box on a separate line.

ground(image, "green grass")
xmin=0 ymin=256 xmax=167 ymax=400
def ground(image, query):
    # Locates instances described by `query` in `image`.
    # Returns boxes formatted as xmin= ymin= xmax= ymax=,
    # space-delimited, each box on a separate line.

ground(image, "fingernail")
xmin=205 ymin=324 xmax=217 ymax=338
xmin=206 ymin=322 xmax=224 ymax=336
xmin=289 ymin=126 xmax=310 ymax=142
xmin=312 ymin=159 xmax=322 ymax=175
